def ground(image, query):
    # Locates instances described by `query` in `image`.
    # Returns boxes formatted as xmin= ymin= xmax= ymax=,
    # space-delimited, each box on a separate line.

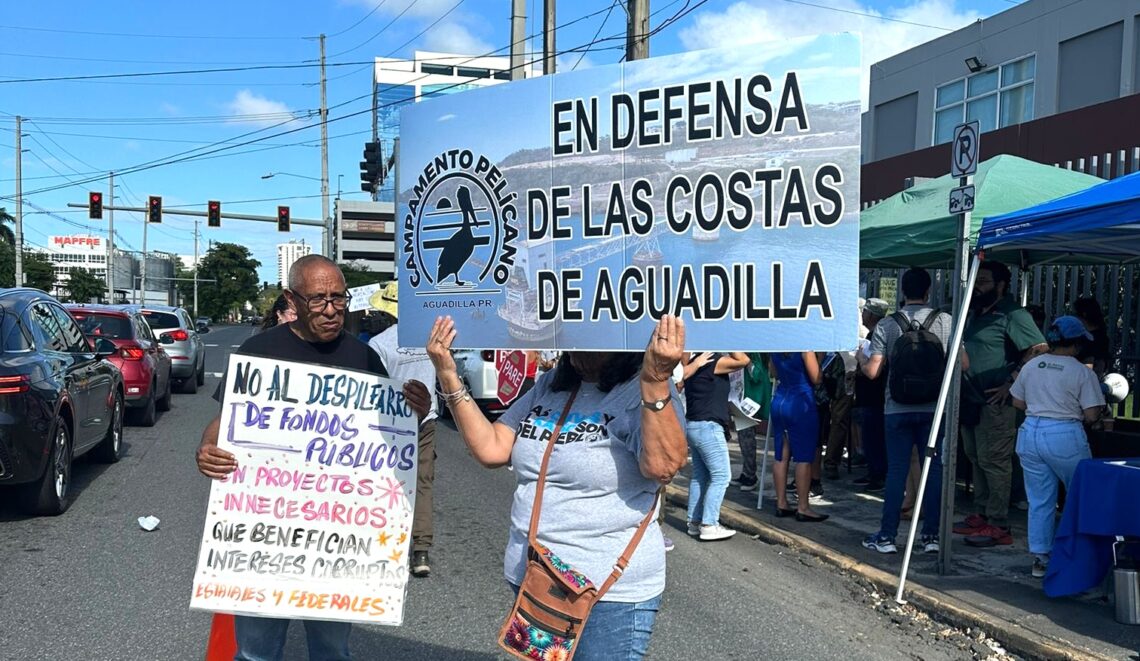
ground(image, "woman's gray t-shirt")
xmin=496 ymin=371 xmax=680 ymax=602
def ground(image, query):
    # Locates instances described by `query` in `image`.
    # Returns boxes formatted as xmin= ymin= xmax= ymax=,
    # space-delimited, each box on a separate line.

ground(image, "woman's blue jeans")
xmin=1017 ymin=416 xmax=1091 ymax=556
xmin=685 ymin=420 xmax=731 ymax=526
xmin=233 ymin=615 xmax=351 ymax=661
xmin=509 ymin=585 xmax=661 ymax=661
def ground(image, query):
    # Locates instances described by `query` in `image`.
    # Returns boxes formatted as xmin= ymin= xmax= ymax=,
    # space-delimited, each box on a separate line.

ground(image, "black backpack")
xmin=887 ymin=310 xmax=946 ymax=405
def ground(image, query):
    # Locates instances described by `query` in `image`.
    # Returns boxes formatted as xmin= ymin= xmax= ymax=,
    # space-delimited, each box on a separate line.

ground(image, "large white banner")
xmin=397 ymin=33 xmax=861 ymax=351
xmin=190 ymin=355 xmax=418 ymax=626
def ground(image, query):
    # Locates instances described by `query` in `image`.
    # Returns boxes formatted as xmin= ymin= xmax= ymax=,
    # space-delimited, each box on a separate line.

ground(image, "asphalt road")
xmin=0 ymin=325 xmax=990 ymax=660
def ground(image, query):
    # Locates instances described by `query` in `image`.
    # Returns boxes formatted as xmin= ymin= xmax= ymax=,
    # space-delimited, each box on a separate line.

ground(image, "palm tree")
xmin=0 ymin=208 xmax=15 ymax=246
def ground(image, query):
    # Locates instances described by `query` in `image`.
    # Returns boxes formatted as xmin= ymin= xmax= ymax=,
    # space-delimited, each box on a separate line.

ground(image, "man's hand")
xmin=404 ymin=379 xmax=431 ymax=421
xmin=985 ymin=381 xmax=1013 ymax=406
xmin=197 ymin=443 xmax=237 ymax=480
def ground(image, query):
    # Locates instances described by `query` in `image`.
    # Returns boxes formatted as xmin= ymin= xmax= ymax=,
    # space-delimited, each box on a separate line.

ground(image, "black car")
xmin=0 ymin=289 xmax=125 ymax=515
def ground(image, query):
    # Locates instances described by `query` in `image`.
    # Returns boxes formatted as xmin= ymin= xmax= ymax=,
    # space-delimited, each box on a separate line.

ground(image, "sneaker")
xmin=411 ymin=551 xmax=431 ymax=577
xmin=699 ymin=524 xmax=736 ymax=541
xmin=1032 ymin=557 xmax=1048 ymax=578
xmin=952 ymin=513 xmax=988 ymax=535
xmin=663 ymin=536 xmax=675 ymax=553
xmin=851 ymin=454 xmax=868 ymax=468
xmin=861 ymin=480 xmax=885 ymax=493
xmin=862 ymin=533 xmax=898 ymax=554
xmin=738 ymin=475 xmax=758 ymax=492
xmin=853 ymin=475 xmax=873 ymax=486
xmin=920 ymin=535 xmax=940 ymax=554
xmin=730 ymin=473 xmax=746 ymax=485
xmin=686 ymin=521 xmax=701 ymax=537
xmin=964 ymin=524 xmax=1013 ymax=547
xmin=810 ymin=480 xmax=824 ymax=497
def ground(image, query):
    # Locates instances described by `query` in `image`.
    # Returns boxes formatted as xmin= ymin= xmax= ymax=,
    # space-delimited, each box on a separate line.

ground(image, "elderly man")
xmin=196 ymin=255 xmax=430 ymax=661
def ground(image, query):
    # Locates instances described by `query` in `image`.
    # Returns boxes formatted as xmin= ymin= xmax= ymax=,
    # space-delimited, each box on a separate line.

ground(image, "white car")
xmin=454 ymin=350 xmax=506 ymax=416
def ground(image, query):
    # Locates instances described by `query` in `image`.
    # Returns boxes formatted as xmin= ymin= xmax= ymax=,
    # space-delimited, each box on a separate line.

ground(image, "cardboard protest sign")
xmin=495 ymin=350 xmax=528 ymax=406
xmin=347 ymin=282 xmax=384 ymax=313
xmin=191 ymin=355 xmax=418 ymax=626
xmin=397 ymin=34 xmax=860 ymax=351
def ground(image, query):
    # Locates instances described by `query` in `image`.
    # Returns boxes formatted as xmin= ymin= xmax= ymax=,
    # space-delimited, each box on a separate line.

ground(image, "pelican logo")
xmin=403 ymin=149 xmax=519 ymax=294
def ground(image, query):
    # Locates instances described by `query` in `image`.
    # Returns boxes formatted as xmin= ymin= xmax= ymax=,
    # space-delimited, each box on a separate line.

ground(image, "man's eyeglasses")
xmin=289 ymin=290 xmax=352 ymax=312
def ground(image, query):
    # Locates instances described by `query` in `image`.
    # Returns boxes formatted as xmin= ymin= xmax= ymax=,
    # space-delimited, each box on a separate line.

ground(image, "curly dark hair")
xmin=548 ymin=352 xmax=644 ymax=393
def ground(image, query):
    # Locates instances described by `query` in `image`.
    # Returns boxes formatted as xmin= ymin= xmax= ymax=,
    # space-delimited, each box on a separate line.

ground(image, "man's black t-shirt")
xmin=684 ymin=353 xmax=731 ymax=425
xmin=214 ymin=323 xmax=388 ymax=402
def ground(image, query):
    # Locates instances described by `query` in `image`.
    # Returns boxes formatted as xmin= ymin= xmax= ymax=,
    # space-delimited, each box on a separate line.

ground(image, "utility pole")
xmin=543 ymin=0 xmax=556 ymax=75
xmin=107 ymin=171 xmax=115 ymax=300
xmin=510 ymin=0 xmax=527 ymax=80
xmin=14 ymin=116 xmax=23 ymax=288
xmin=319 ymin=34 xmax=331 ymax=258
xmin=627 ymin=0 xmax=650 ymax=61
xmin=193 ymin=219 xmax=200 ymax=319
xmin=140 ymin=208 xmax=148 ymax=304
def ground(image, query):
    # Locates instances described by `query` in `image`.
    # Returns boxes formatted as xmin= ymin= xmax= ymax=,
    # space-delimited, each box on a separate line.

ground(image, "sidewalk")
xmin=666 ymin=440 xmax=1140 ymax=660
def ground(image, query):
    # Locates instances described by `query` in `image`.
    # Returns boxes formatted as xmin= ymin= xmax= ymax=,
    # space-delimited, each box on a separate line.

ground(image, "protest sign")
xmin=347 ymin=282 xmax=384 ymax=313
xmin=397 ymin=33 xmax=861 ymax=351
xmin=495 ymin=350 xmax=528 ymax=406
xmin=190 ymin=355 xmax=418 ymax=626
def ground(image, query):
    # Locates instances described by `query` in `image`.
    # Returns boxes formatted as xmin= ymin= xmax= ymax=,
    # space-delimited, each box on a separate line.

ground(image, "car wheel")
xmin=19 ymin=417 xmax=72 ymax=515
xmin=179 ymin=373 xmax=199 ymax=395
xmin=156 ymin=371 xmax=173 ymax=412
xmin=129 ymin=389 xmax=157 ymax=427
xmin=196 ymin=356 xmax=206 ymax=386
xmin=94 ymin=392 xmax=124 ymax=463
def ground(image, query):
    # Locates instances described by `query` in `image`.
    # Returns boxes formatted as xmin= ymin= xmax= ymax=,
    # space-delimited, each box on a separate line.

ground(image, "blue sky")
xmin=0 ymin=0 xmax=1021 ymax=284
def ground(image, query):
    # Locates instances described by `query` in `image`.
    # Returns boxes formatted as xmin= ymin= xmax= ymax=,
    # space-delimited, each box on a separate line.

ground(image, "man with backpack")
xmin=858 ymin=268 xmax=967 ymax=555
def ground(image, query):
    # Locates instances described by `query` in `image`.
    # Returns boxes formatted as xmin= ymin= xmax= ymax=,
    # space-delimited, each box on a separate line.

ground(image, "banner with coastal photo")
xmin=190 ymin=355 xmax=418 ymax=626
xmin=396 ymin=33 xmax=861 ymax=351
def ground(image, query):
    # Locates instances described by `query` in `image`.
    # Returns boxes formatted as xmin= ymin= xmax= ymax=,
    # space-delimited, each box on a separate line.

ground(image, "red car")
xmin=66 ymin=305 xmax=173 ymax=427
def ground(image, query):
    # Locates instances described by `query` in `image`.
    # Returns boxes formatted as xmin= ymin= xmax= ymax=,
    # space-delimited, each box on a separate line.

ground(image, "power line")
xmin=0 ymin=23 xmax=308 ymax=41
xmin=328 ymin=0 xmax=390 ymax=38
xmin=2 ymin=111 xmax=312 ymax=126
xmin=0 ymin=59 xmax=376 ymax=85
xmin=774 ymin=0 xmax=954 ymax=31
xmin=574 ymin=0 xmax=620 ymax=70
xmin=329 ymin=0 xmax=422 ymax=58
xmin=0 ymin=51 xmax=306 ymax=67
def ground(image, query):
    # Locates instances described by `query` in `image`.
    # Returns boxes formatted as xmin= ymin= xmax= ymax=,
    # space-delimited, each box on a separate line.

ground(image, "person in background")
xmin=683 ymin=351 xmax=750 ymax=541
xmin=730 ymin=354 xmax=771 ymax=493
xmin=769 ymin=351 xmax=828 ymax=522
xmin=853 ymin=298 xmax=889 ymax=492
xmin=1074 ymin=296 xmax=1111 ymax=379
xmin=957 ymin=261 xmax=1048 ymax=547
xmin=823 ymin=346 xmax=855 ymax=481
xmin=860 ymin=268 xmax=964 ymax=555
xmin=1011 ymin=316 xmax=1104 ymax=578
xmin=367 ymin=282 xmax=439 ymax=578
xmin=260 ymin=293 xmax=296 ymax=331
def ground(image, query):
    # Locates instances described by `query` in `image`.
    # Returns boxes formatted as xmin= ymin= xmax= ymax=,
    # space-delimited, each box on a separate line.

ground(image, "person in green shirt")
xmin=955 ymin=261 xmax=1048 ymax=546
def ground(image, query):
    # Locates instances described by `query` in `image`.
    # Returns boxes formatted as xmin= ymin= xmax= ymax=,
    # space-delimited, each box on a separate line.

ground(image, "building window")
xmin=420 ymin=63 xmax=454 ymax=76
xmin=493 ymin=70 xmax=511 ymax=80
xmin=455 ymin=67 xmax=490 ymax=79
xmin=933 ymin=55 xmax=1035 ymax=144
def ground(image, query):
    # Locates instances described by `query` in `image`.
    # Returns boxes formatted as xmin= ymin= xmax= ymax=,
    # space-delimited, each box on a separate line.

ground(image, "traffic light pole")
xmin=193 ymin=219 xmax=199 ymax=319
xmin=107 ymin=172 xmax=115 ymax=299
xmin=65 ymin=203 xmax=325 ymax=227
xmin=140 ymin=205 xmax=149 ymax=304
xmin=319 ymin=34 xmax=331 ymax=259
xmin=14 ymin=116 xmax=23 ymax=288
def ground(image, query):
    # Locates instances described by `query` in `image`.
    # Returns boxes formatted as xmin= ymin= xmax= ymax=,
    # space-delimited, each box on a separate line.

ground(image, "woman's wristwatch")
xmin=641 ymin=395 xmax=671 ymax=412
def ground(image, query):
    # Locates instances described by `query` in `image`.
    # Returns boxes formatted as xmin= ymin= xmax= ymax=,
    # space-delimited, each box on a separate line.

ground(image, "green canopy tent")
xmin=860 ymin=154 xmax=1103 ymax=268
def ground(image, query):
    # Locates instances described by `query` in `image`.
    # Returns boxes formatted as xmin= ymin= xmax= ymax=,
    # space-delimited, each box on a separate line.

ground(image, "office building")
xmin=277 ymin=240 xmax=312 ymax=287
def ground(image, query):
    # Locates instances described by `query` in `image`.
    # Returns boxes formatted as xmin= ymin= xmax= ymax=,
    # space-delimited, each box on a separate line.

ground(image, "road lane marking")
xmin=205 ymin=344 xmax=219 ymax=347
xmin=211 ymin=372 xmax=225 ymax=378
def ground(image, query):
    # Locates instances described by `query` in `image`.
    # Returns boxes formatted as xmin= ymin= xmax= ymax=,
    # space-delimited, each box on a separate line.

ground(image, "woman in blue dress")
xmin=769 ymin=352 xmax=829 ymax=522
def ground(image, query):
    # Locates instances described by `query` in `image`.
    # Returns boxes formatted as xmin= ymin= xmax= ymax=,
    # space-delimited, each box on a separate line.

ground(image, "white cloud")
xmin=421 ymin=21 xmax=493 ymax=55
xmin=556 ymin=53 xmax=595 ymax=73
xmin=438 ymin=113 xmax=457 ymax=122
xmin=225 ymin=90 xmax=298 ymax=126
xmin=679 ymin=0 xmax=982 ymax=107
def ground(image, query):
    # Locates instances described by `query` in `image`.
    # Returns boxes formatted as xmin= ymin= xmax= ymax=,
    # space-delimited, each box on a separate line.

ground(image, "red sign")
xmin=52 ymin=235 xmax=102 ymax=248
xmin=495 ymin=350 xmax=529 ymax=407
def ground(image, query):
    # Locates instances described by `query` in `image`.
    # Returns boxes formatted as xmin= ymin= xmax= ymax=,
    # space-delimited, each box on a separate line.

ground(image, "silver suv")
xmin=140 ymin=305 xmax=206 ymax=394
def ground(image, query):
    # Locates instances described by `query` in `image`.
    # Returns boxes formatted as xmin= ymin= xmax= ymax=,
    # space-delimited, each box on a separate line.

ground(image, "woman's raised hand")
xmin=643 ymin=314 xmax=685 ymax=383
xmin=425 ymin=316 xmax=459 ymax=375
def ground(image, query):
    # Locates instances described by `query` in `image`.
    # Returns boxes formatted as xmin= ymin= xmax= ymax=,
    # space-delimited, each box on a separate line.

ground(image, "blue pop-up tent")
xmin=978 ymin=169 xmax=1140 ymax=262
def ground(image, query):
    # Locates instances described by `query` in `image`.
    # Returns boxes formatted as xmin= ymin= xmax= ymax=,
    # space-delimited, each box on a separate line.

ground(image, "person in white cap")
xmin=367 ymin=281 xmax=440 ymax=577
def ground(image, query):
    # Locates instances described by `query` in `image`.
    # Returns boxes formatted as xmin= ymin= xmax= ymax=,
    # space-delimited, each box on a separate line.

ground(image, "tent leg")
xmin=757 ymin=418 xmax=773 ymax=511
xmin=896 ymin=253 xmax=982 ymax=604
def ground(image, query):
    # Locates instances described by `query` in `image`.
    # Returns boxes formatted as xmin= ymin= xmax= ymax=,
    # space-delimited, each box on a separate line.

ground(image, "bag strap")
xmin=890 ymin=311 xmax=914 ymax=333
xmin=528 ymin=386 xmax=580 ymax=544
xmin=596 ymin=487 xmax=663 ymax=599
xmin=919 ymin=309 xmax=941 ymax=332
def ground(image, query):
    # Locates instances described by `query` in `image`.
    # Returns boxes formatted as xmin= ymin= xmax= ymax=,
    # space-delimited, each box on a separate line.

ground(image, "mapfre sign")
xmin=50 ymin=235 xmax=102 ymax=251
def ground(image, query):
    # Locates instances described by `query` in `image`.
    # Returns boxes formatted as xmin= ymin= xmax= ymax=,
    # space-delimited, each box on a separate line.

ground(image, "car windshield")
xmin=72 ymin=313 xmax=132 ymax=339
xmin=142 ymin=311 xmax=180 ymax=330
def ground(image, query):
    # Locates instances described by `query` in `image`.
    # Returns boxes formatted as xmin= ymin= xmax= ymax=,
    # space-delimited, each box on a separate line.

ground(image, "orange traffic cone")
xmin=205 ymin=613 xmax=237 ymax=661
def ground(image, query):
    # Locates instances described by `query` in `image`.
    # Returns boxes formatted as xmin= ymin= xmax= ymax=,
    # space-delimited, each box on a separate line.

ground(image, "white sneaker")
xmin=686 ymin=522 xmax=700 ymax=536
xmin=699 ymin=524 xmax=736 ymax=541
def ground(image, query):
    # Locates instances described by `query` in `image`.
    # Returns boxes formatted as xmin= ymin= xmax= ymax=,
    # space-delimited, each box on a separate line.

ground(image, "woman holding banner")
xmin=425 ymin=315 xmax=688 ymax=661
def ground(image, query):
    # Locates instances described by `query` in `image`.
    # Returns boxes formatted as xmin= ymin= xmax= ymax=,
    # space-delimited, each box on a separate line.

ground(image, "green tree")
xmin=0 ymin=208 xmax=15 ymax=246
xmin=196 ymin=242 xmax=261 ymax=320
xmin=340 ymin=261 xmax=382 ymax=290
xmin=23 ymin=252 xmax=55 ymax=292
xmin=65 ymin=267 xmax=106 ymax=303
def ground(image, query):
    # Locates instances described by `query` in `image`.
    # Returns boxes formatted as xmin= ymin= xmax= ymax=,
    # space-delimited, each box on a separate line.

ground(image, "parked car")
xmin=0 ymin=289 xmax=124 ymax=515
xmin=139 ymin=305 xmax=206 ymax=394
xmin=66 ymin=305 xmax=172 ymax=427
xmin=196 ymin=316 xmax=211 ymax=331
xmin=454 ymin=350 xmax=508 ymax=417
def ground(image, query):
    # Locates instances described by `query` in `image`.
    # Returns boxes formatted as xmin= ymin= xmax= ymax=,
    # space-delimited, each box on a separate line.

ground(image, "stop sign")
xmin=495 ymin=350 xmax=529 ymax=407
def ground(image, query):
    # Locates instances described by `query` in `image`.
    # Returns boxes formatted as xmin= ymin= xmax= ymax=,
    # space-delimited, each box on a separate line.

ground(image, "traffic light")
xmin=277 ymin=206 xmax=290 ymax=232
xmin=88 ymin=192 xmax=103 ymax=219
xmin=207 ymin=200 xmax=221 ymax=228
xmin=360 ymin=141 xmax=381 ymax=193
xmin=148 ymin=195 xmax=162 ymax=223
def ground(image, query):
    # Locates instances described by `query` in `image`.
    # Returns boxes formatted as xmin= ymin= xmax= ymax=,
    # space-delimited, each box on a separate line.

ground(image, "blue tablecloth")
xmin=1044 ymin=458 xmax=1140 ymax=597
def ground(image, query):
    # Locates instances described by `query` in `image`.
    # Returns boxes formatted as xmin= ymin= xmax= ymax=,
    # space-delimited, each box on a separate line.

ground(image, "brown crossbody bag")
xmin=498 ymin=386 xmax=661 ymax=660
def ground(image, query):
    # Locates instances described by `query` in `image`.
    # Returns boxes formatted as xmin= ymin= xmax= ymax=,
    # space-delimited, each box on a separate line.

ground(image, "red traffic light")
xmin=147 ymin=195 xmax=162 ymax=223
xmin=88 ymin=191 xmax=103 ymax=219
xmin=277 ymin=205 xmax=290 ymax=232
xmin=207 ymin=200 xmax=221 ymax=227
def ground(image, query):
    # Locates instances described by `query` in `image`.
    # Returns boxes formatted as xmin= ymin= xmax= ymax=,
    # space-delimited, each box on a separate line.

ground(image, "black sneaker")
xmin=810 ymin=480 xmax=824 ymax=498
xmin=853 ymin=475 xmax=872 ymax=486
xmin=411 ymin=550 xmax=430 ymax=577
xmin=738 ymin=474 xmax=758 ymax=492
xmin=862 ymin=480 xmax=885 ymax=493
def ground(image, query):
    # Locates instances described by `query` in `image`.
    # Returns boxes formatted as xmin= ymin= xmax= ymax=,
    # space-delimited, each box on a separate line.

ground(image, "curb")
xmin=664 ymin=484 xmax=1115 ymax=661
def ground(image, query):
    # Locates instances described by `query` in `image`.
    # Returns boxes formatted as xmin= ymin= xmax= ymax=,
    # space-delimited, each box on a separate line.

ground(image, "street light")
xmin=260 ymin=172 xmax=322 ymax=182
